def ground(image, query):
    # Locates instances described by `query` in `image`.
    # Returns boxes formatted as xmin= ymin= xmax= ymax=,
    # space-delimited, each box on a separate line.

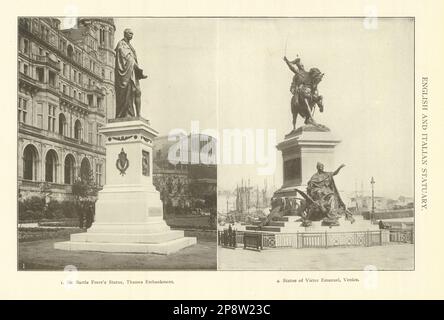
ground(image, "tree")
xmin=72 ymin=171 xmax=95 ymax=200
xmin=39 ymin=182 xmax=53 ymax=222
xmin=72 ymin=169 xmax=98 ymax=229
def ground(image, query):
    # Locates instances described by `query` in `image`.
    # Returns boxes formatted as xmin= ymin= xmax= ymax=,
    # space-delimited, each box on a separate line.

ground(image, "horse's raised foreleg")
xmin=304 ymin=98 xmax=315 ymax=125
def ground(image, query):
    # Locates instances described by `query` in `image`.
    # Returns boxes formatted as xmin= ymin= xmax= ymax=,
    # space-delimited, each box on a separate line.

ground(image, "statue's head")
xmin=309 ymin=68 xmax=324 ymax=84
xmin=316 ymin=162 xmax=324 ymax=172
xmin=123 ymin=28 xmax=134 ymax=41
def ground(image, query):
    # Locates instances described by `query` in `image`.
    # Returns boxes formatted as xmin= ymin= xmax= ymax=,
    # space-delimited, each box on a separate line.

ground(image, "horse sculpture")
xmin=284 ymin=56 xmax=327 ymax=131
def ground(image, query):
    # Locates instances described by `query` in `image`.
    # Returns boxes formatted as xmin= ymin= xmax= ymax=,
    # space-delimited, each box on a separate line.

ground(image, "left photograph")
xmin=17 ymin=17 xmax=217 ymax=270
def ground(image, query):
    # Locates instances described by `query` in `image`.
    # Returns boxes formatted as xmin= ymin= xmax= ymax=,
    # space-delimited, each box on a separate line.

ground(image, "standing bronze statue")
xmin=284 ymin=55 xmax=327 ymax=131
xmin=115 ymin=29 xmax=148 ymax=118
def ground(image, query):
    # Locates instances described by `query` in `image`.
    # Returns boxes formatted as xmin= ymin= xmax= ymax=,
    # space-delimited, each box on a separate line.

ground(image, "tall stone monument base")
xmin=265 ymin=124 xmax=360 ymax=228
xmin=54 ymin=117 xmax=196 ymax=254
xmin=277 ymin=125 xmax=341 ymax=191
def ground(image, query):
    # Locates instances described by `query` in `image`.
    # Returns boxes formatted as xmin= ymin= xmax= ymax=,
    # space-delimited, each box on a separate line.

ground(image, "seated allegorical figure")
xmin=305 ymin=162 xmax=354 ymax=226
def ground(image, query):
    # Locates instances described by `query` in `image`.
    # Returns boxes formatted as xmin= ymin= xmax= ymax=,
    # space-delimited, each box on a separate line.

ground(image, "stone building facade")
xmin=18 ymin=17 xmax=116 ymax=200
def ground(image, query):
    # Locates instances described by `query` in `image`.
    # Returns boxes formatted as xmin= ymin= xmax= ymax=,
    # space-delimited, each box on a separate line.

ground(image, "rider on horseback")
xmin=284 ymin=56 xmax=325 ymax=129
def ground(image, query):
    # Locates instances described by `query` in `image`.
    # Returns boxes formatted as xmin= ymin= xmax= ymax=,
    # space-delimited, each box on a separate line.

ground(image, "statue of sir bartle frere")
xmin=115 ymin=28 xmax=148 ymax=118
xmin=284 ymin=55 xmax=328 ymax=131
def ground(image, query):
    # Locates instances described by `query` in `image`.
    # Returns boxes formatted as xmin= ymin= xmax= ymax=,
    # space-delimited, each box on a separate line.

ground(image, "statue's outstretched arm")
xmin=333 ymin=164 xmax=346 ymax=176
xmin=284 ymin=56 xmax=298 ymax=74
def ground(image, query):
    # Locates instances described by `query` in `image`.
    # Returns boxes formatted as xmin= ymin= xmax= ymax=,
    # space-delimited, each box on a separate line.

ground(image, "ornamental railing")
xmin=389 ymin=229 xmax=414 ymax=244
xmin=218 ymin=229 xmax=414 ymax=249
xmin=31 ymin=54 xmax=60 ymax=70
xmin=218 ymin=229 xmax=237 ymax=249
xmin=218 ymin=228 xmax=414 ymax=250
xmin=273 ymin=230 xmax=386 ymax=249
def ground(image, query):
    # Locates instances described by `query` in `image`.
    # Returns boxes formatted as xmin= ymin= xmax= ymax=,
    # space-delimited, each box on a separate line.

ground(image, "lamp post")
xmin=370 ymin=177 xmax=375 ymax=222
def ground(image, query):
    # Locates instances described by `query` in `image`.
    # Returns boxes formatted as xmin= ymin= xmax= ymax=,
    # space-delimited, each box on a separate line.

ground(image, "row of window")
xmin=60 ymin=81 xmax=103 ymax=109
xmin=20 ymin=35 xmax=110 ymax=80
xmin=18 ymin=97 xmax=104 ymax=146
xmin=61 ymin=61 xmax=111 ymax=83
xmin=19 ymin=60 xmax=104 ymax=109
xmin=22 ymin=144 xmax=103 ymax=186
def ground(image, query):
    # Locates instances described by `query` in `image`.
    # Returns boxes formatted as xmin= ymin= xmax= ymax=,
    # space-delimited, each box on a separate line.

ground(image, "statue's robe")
xmin=306 ymin=171 xmax=347 ymax=223
xmin=115 ymin=39 xmax=141 ymax=118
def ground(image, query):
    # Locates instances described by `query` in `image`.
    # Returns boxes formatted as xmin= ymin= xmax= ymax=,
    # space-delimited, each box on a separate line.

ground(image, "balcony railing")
xmin=86 ymin=84 xmax=104 ymax=95
xmin=60 ymin=92 xmax=90 ymax=110
xmin=31 ymin=54 xmax=60 ymax=70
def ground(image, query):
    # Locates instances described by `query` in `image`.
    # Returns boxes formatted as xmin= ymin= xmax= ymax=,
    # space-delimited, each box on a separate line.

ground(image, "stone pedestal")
xmin=266 ymin=125 xmax=347 ymax=228
xmin=54 ymin=117 xmax=196 ymax=254
xmin=277 ymin=126 xmax=341 ymax=189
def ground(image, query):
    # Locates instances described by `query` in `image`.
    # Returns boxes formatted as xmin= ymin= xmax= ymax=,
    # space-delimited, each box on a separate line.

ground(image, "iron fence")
xmin=218 ymin=229 xmax=237 ymax=248
xmin=243 ymin=232 xmax=263 ymax=251
xmin=218 ymin=228 xmax=413 ymax=249
xmin=389 ymin=229 xmax=414 ymax=243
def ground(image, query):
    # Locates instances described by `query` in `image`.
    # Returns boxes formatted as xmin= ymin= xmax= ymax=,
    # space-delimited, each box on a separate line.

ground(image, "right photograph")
xmin=217 ymin=18 xmax=414 ymax=271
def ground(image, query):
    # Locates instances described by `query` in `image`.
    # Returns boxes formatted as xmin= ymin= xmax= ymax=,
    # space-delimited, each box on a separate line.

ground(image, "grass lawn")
xmin=19 ymin=227 xmax=81 ymax=242
xmin=18 ymin=228 xmax=216 ymax=271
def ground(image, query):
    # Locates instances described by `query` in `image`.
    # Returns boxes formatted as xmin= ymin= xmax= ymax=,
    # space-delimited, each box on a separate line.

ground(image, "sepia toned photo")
xmin=17 ymin=16 xmax=414 ymax=272
xmin=17 ymin=17 xmax=218 ymax=271
xmin=4 ymin=0 xmax=444 ymax=301
xmin=216 ymin=18 xmax=414 ymax=271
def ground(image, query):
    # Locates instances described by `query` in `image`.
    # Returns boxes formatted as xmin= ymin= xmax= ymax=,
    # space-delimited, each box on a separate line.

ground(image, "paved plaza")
xmin=218 ymin=244 xmax=414 ymax=271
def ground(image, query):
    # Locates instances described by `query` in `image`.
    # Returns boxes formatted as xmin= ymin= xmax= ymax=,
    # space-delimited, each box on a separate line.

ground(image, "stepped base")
xmin=54 ymin=221 xmax=197 ymax=255
xmin=70 ymin=230 xmax=185 ymax=244
xmin=245 ymin=216 xmax=379 ymax=233
xmin=53 ymin=118 xmax=199 ymax=255
xmin=54 ymin=236 xmax=197 ymax=255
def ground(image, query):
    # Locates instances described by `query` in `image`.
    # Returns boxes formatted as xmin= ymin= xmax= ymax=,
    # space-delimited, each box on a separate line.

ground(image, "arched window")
xmin=45 ymin=149 xmax=58 ymax=183
xmin=23 ymin=144 xmax=38 ymax=180
xmin=80 ymin=157 xmax=91 ymax=182
xmin=74 ymin=120 xmax=82 ymax=140
xmin=58 ymin=113 xmax=67 ymax=136
xmin=64 ymin=154 xmax=75 ymax=184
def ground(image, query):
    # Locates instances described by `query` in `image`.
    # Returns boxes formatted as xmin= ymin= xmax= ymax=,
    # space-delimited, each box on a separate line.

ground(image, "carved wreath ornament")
xmin=116 ymin=148 xmax=129 ymax=175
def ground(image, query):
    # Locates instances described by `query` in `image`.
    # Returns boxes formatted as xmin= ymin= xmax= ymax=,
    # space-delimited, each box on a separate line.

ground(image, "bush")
xmin=62 ymin=200 xmax=78 ymax=218
xmin=48 ymin=200 xmax=79 ymax=219
xmin=21 ymin=209 xmax=43 ymax=221
xmin=45 ymin=201 xmax=59 ymax=219
xmin=18 ymin=198 xmax=91 ymax=222
xmin=26 ymin=196 xmax=45 ymax=213
xmin=18 ymin=197 xmax=45 ymax=221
